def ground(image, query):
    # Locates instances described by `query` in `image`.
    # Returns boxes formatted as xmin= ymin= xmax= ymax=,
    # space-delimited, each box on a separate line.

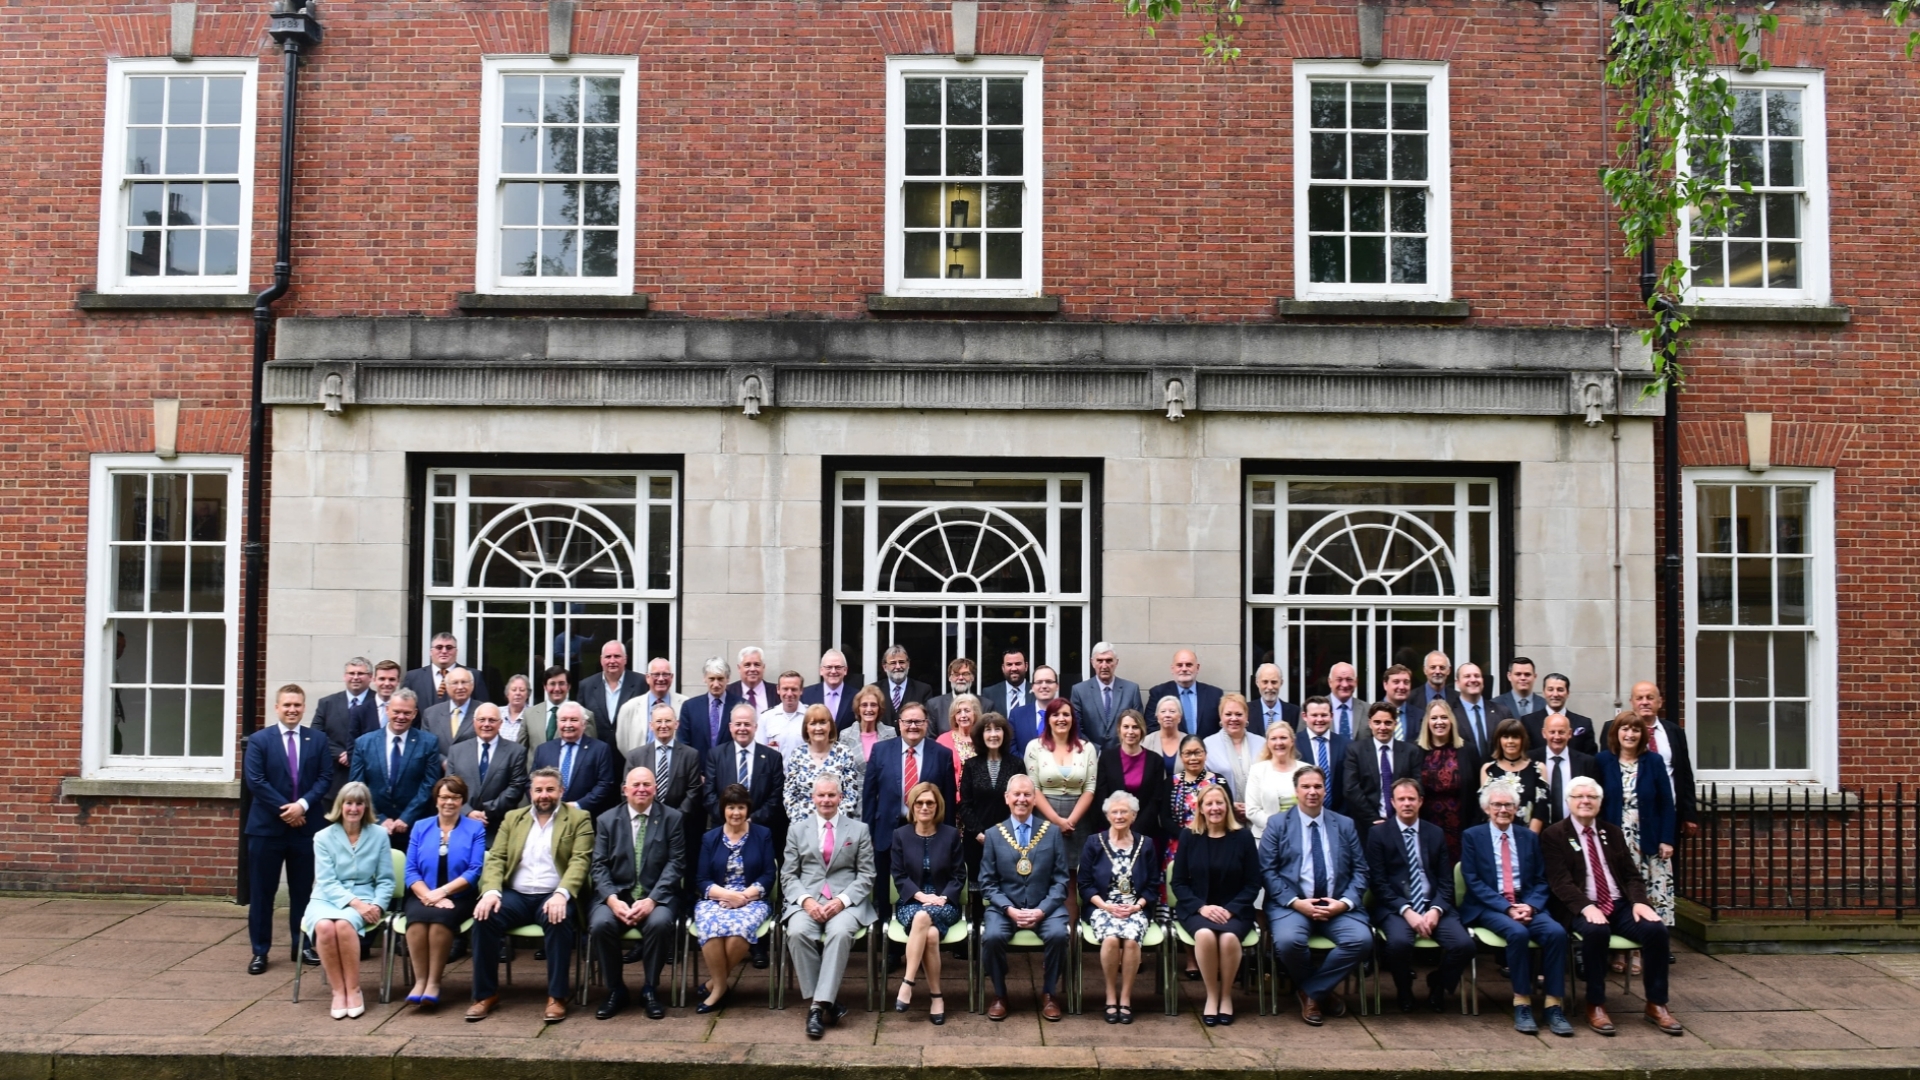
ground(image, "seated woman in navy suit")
xmin=891 ymin=781 xmax=964 ymax=1024
xmin=1169 ymin=783 xmax=1260 ymax=1026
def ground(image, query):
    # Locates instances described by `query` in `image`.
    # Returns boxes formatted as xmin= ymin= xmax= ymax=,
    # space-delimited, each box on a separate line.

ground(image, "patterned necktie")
xmin=1308 ymin=819 xmax=1328 ymax=900
xmin=1585 ymin=826 xmax=1614 ymax=916
xmin=633 ymin=807 xmax=647 ymax=856
xmin=478 ymin=739 xmax=491 ymax=781
xmin=1338 ymin=702 xmax=1351 ymax=738
xmin=561 ymin=742 xmax=576 ymax=788
xmin=1017 ymin=819 xmax=1031 ymax=849
xmin=1378 ymin=743 xmax=1393 ymax=817
xmin=1471 ymin=704 xmax=1484 ymax=750
xmin=892 ymin=681 xmax=904 ymax=709
xmin=738 ymin=746 xmax=750 ymax=786
xmin=1645 ymin=722 xmax=1659 ymax=754
xmin=1102 ymin=684 xmax=1112 ymax=718
xmin=1315 ymin=736 xmax=1329 ymax=773
xmin=820 ymin=820 xmax=835 ymax=900
xmin=1402 ymin=826 xmax=1429 ymax=910
xmin=902 ymin=745 xmax=918 ymax=811
xmin=1499 ymin=830 xmax=1517 ymax=903
xmin=656 ymin=744 xmax=670 ymax=784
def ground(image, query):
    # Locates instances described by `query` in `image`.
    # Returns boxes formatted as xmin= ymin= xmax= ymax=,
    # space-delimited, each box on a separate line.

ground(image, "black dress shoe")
xmin=534 ymin=947 xmax=546 ymax=961
xmin=1427 ymin=986 xmax=1447 ymax=1013
xmin=1397 ymin=990 xmax=1416 ymax=1013
xmin=623 ymin=945 xmax=646 ymax=965
xmin=301 ymin=944 xmax=322 ymax=967
xmin=597 ymin=988 xmax=628 ymax=1020
xmin=642 ymin=988 xmax=666 ymax=1020
xmin=248 ymin=954 xmax=268 ymax=976
xmin=751 ymin=943 xmax=770 ymax=969
xmin=806 ymin=1005 xmax=827 ymax=1039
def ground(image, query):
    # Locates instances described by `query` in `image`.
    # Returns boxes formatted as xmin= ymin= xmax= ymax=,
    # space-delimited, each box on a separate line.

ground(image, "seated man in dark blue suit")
xmin=1364 ymin=778 xmax=1474 ymax=1013
xmin=349 ymin=688 xmax=443 ymax=849
xmin=1259 ymin=764 xmax=1370 ymax=1025
xmin=1459 ymin=776 xmax=1573 ymax=1036
xmin=861 ymin=702 xmax=956 ymax=924
xmin=531 ymin=701 xmax=621 ymax=818
xmin=244 ymin=684 xmax=333 ymax=974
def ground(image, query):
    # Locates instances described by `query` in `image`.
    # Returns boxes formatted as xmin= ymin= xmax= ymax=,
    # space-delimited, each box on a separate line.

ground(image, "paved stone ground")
xmin=4 ymin=895 xmax=1920 ymax=1078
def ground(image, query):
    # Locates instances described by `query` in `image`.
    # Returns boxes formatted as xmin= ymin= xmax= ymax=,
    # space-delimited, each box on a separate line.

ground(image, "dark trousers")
xmin=1376 ymin=908 xmax=1474 ymax=995
xmin=471 ymin=890 xmax=576 ymax=1002
xmin=1571 ymin=908 xmax=1669 ymax=1005
xmin=246 ymin=833 xmax=314 ymax=957
xmin=590 ymin=896 xmax=677 ymax=994
xmin=981 ymin=908 xmax=1070 ymax=997
xmin=1471 ymin=909 xmax=1568 ymax=998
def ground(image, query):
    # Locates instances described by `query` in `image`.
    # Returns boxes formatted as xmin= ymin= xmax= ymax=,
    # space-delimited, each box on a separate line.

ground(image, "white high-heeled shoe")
xmin=346 ymin=995 xmax=366 ymax=1019
xmin=330 ymin=1004 xmax=348 ymax=1020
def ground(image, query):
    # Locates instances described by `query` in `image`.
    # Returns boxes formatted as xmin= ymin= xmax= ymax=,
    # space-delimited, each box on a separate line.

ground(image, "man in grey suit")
xmin=978 ymin=774 xmax=1071 ymax=1022
xmin=923 ymin=657 xmax=976 ymax=736
xmin=1068 ymin=641 xmax=1142 ymax=752
xmin=1261 ymin=765 xmax=1371 ymax=1025
xmin=422 ymin=668 xmax=479 ymax=756
xmin=589 ymin=766 xmax=685 ymax=1020
xmin=447 ymin=705 xmax=528 ymax=841
xmin=781 ymin=774 xmax=876 ymax=1039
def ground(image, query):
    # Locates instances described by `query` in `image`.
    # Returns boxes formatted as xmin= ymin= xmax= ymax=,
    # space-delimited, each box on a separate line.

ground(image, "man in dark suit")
xmin=924 ymin=656 xmax=977 ymax=735
xmin=978 ymin=774 xmax=1071 ymax=1021
xmin=1365 ymin=777 xmax=1474 ymax=1013
xmin=1520 ymin=672 xmax=1600 ymax=756
xmin=349 ymin=689 xmax=444 ymax=848
xmin=1145 ymin=649 xmax=1226 ymax=740
xmin=1069 ymin=641 xmax=1143 ymax=752
xmin=421 ymin=667 xmax=479 ymax=755
xmin=626 ymin=703 xmax=706 ymax=845
xmin=1490 ymin=656 xmax=1545 ymax=723
xmin=576 ymin=640 xmax=647 ymax=749
xmin=678 ymin=657 xmax=740 ymax=758
xmin=1343 ymin=702 xmax=1423 ymax=840
xmin=800 ymin=649 xmax=856 ymax=730
xmin=314 ymin=657 xmax=381 ymax=798
xmin=531 ymin=702 xmax=621 ymax=818
xmin=403 ymin=632 xmax=491 ymax=706
xmin=977 ymin=648 xmax=1030 ymax=718
xmin=447 ymin=704 xmax=529 ymax=842
xmin=244 ymin=685 xmax=332 ymax=974
xmin=1604 ymin=681 xmax=1698 ymax=832
xmin=1529 ymin=713 xmax=1603 ymax=827
xmin=1410 ymin=650 xmax=1457 ymax=718
xmin=1295 ymin=697 xmax=1351 ymax=815
xmin=1260 ymin=765 xmax=1370 ymax=1025
xmin=1325 ymin=661 xmax=1366 ymax=740
xmin=1004 ymin=665 xmax=1060 ymax=754
xmin=862 ymin=702 xmax=956 ymax=924
xmin=589 ymin=765 xmax=686 ymax=1020
xmin=727 ymin=646 xmax=773 ymax=715
xmin=1449 ymin=662 xmax=1513 ymax=761
xmin=1542 ymin=776 xmax=1684 ymax=1035
xmin=1459 ymin=778 xmax=1573 ymax=1036
xmin=875 ymin=644 xmax=934 ymax=727
xmin=1376 ymin=663 xmax=1418 ymax=741
xmin=1251 ymin=662 xmax=1301 ymax=738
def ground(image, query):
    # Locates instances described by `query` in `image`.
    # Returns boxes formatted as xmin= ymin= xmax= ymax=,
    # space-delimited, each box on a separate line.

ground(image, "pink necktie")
xmin=1499 ymin=831 xmax=1517 ymax=903
xmin=820 ymin=819 xmax=835 ymax=900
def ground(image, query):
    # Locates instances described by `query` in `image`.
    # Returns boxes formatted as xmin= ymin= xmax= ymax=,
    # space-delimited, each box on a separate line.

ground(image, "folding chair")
xmin=772 ymin=912 xmax=878 ymax=1012
xmin=1456 ymin=864 xmax=1555 ymax=1016
xmin=1070 ymin=914 xmax=1168 ymax=1015
xmin=293 ymin=848 xmax=402 ymax=1004
xmin=505 ymin=914 xmax=589 ymax=1005
xmin=1158 ymin=858 xmax=1270 ymax=1016
xmin=1568 ymin=930 xmax=1640 ymax=1007
xmin=883 ymin=881 xmax=973 ymax=1014
xmin=678 ymin=903 xmax=781 ymax=1010
xmin=382 ymin=887 xmax=477 ymax=1007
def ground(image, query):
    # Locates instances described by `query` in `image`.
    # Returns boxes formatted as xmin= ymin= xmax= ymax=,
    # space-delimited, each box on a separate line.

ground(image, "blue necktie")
xmin=1308 ymin=819 xmax=1328 ymax=900
xmin=388 ymin=736 xmax=403 ymax=791
xmin=1017 ymin=820 xmax=1031 ymax=849
xmin=1470 ymin=704 xmax=1484 ymax=750
xmin=1378 ymin=743 xmax=1393 ymax=818
xmin=561 ymin=742 xmax=576 ymax=788
xmin=1315 ymin=736 xmax=1329 ymax=773
xmin=1180 ymin=688 xmax=1196 ymax=734
xmin=1337 ymin=702 xmax=1351 ymax=738
xmin=478 ymin=739 xmax=491 ymax=782
xmin=710 ymin=696 xmax=723 ymax=745
xmin=1402 ymin=826 xmax=1429 ymax=911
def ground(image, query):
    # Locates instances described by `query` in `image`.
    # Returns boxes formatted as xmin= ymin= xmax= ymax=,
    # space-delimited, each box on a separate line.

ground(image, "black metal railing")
xmin=1679 ymin=783 xmax=1913 ymax=920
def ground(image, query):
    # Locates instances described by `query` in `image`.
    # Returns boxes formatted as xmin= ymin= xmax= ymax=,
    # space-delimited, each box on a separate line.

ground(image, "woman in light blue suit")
xmin=304 ymin=780 xmax=397 ymax=1019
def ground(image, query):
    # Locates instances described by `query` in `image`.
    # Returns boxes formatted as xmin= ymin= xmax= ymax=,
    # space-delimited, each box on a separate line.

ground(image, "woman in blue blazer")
xmin=691 ymin=784 xmax=776 ymax=1013
xmin=304 ymin=781 xmax=397 ymax=1019
xmin=402 ymin=776 xmax=488 ymax=1007
xmin=1597 ymin=711 xmax=1677 ymax=945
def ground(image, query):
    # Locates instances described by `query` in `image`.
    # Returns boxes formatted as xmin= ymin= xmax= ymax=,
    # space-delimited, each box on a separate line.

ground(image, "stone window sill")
xmin=61 ymin=778 xmax=241 ymax=800
xmin=1278 ymin=299 xmax=1471 ymax=319
xmin=1683 ymin=304 xmax=1850 ymax=325
xmin=77 ymin=292 xmax=256 ymax=311
xmin=867 ymin=295 xmax=1061 ymax=314
xmin=456 ymin=293 xmax=651 ymax=313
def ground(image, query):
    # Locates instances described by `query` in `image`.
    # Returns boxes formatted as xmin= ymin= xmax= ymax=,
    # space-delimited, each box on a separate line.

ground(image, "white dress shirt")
xmin=759 ymin=705 xmax=808 ymax=758
xmin=508 ymin=809 xmax=564 ymax=897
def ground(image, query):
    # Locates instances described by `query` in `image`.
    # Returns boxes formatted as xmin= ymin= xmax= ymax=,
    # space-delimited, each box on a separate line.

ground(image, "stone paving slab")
xmin=0 ymin=896 xmax=1919 ymax=1078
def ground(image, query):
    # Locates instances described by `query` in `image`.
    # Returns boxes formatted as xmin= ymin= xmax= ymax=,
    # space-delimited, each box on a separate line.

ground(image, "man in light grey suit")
xmin=1260 ymin=764 xmax=1371 ymax=1026
xmin=589 ymin=766 xmax=685 ymax=1020
xmin=447 ymin=705 xmax=529 ymax=841
xmin=1068 ymin=641 xmax=1143 ymax=753
xmin=782 ymin=773 xmax=876 ymax=1039
xmin=422 ymin=667 xmax=479 ymax=756
xmin=978 ymin=774 xmax=1072 ymax=1022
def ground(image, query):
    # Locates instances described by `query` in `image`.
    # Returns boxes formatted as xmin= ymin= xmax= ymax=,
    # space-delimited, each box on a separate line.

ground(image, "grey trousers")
xmin=786 ymin=907 xmax=863 ymax=1004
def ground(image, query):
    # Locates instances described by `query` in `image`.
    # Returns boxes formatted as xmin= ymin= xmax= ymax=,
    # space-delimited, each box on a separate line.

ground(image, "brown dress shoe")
xmin=465 ymin=995 xmax=500 ymax=1022
xmin=1586 ymin=1003 xmax=1616 ymax=1034
xmin=545 ymin=996 xmax=568 ymax=1023
xmin=1645 ymin=1003 xmax=1684 ymax=1034
xmin=1298 ymin=991 xmax=1323 ymax=1026
xmin=986 ymin=996 xmax=1009 ymax=1021
xmin=1041 ymin=995 xmax=1064 ymax=1022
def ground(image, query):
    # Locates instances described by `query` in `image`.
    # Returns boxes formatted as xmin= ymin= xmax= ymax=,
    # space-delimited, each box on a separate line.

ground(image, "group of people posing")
xmin=241 ymin=638 xmax=1690 ymax=1038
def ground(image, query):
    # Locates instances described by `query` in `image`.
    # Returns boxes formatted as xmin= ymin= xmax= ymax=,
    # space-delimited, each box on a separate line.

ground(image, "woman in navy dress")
xmin=1169 ymin=784 xmax=1260 ymax=1026
xmin=692 ymin=783 xmax=775 ymax=1013
xmin=891 ymin=781 xmax=964 ymax=1024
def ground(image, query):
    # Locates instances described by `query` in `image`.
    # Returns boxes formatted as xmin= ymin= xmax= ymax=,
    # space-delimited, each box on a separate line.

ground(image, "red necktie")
xmin=902 ymin=745 xmax=919 ymax=804
xmin=1585 ymin=826 xmax=1614 ymax=916
xmin=1499 ymin=831 xmax=1517 ymax=903
xmin=1645 ymin=723 xmax=1659 ymax=754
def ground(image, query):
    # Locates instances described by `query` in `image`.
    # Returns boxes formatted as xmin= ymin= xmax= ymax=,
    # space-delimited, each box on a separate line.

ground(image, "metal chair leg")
xmin=380 ymin=925 xmax=395 ymax=1005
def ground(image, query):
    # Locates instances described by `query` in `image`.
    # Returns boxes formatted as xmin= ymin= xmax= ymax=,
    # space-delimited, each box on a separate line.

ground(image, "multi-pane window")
xmin=97 ymin=60 xmax=254 ymax=293
xmin=85 ymin=457 xmax=241 ymax=779
xmin=422 ymin=470 xmax=678 ymax=699
xmin=1688 ymin=474 xmax=1833 ymax=781
xmin=1293 ymin=62 xmax=1449 ymax=300
xmin=1246 ymin=476 xmax=1500 ymax=706
xmin=833 ymin=472 xmax=1089 ymax=689
xmin=1682 ymin=70 xmax=1828 ymax=304
xmin=886 ymin=58 xmax=1042 ymax=296
xmin=478 ymin=58 xmax=636 ymax=294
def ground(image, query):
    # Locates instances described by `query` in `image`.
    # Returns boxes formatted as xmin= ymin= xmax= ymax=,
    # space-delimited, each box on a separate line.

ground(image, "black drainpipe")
xmin=238 ymin=0 xmax=322 ymax=905
xmin=1633 ymin=59 xmax=1683 ymax=733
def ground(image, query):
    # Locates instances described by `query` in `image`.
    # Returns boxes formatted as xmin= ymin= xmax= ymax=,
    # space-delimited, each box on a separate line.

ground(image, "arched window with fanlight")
xmin=834 ymin=472 xmax=1091 ymax=690
xmin=1246 ymin=475 xmax=1503 ymax=705
xmin=421 ymin=469 xmax=678 ymax=701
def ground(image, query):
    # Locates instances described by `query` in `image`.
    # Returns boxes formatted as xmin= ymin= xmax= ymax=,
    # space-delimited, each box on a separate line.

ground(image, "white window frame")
xmin=883 ymin=56 xmax=1045 ymax=298
xmin=1679 ymin=68 xmax=1829 ymax=307
xmin=475 ymin=56 xmax=639 ymax=295
xmin=95 ymin=58 xmax=258 ymax=295
xmin=1682 ymin=466 xmax=1837 ymax=788
xmin=1292 ymin=60 xmax=1451 ymax=303
xmin=81 ymin=454 xmax=243 ymax=782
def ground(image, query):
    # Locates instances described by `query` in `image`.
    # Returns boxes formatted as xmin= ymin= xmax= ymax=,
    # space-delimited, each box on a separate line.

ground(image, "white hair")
xmin=702 ymin=656 xmax=730 ymax=679
xmin=1102 ymin=790 xmax=1140 ymax=815
xmin=737 ymin=646 xmax=764 ymax=664
xmin=1091 ymin=641 xmax=1117 ymax=658
xmin=1566 ymin=776 xmax=1604 ymax=801
xmin=811 ymin=773 xmax=843 ymax=795
xmin=1478 ymin=773 xmax=1524 ymax=812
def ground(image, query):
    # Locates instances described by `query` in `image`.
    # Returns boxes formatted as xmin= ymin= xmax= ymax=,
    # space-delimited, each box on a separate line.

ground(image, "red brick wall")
xmin=0 ymin=0 xmax=1916 ymax=893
